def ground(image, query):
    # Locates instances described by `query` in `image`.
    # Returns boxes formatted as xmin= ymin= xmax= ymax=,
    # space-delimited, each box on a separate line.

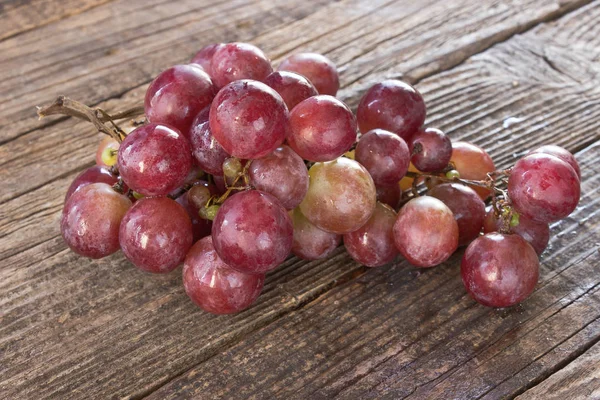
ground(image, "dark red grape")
xmin=212 ymin=190 xmax=293 ymax=274
xmin=448 ymin=141 xmax=496 ymax=200
xmin=409 ymin=127 xmax=452 ymax=172
xmin=529 ymin=144 xmax=580 ymax=179
xmin=461 ymin=233 xmax=539 ymax=308
xmin=144 ymin=65 xmax=215 ymax=137
xmin=176 ymin=181 xmax=217 ymax=242
xmin=119 ymin=197 xmax=193 ymax=273
xmin=264 ymin=70 xmax=318 ymax=110
xmin=61 ymin=183 xmax=131 ymax=259
xmin=508 ymin=153 xmax=580 ymax=223
xmin=355 ymin=129 xmax=410 ymax=187
xmin=344 ymin=202 xmax=398 ymax=267
xmin=65 ymin=165 xmax=119 ymax=201
xmin=183 ymin=236 xmax=264 ymax=314
xmin=190 ymin=43 xmax=224 ymax=73
xmin=483 ymin=208 xmax=550 ymax=256
xmin=290 ymin=208 xmax=341 ymax=260
xmin=393 ymin=196 xmax=459 ymax=267
xmin=209 ymin=80 xmax=289 ymax=160
xmin=356 ymin=80 xmax=426 ymax=140
xmin=376 ymin=184 xmax=402 ymax=210
xmin=95 ymin=136 xmax=119 ymax=167
xmin=278 ymin=52 xmax=339 ymax=96
xmin=210 ymin=42 xmax=272 ymax=89
xmin=288 ymin=95 xmax=356 ymax=162
xmin=299 ymin=158 xmax=376 ymax=234
xmin=118 ymin=123 xmax=192 ymax=197
xmin=249 ymin=145 xmax=308 ymax=210
xmin=428 ymin=183 xmax=485 ymax=246
xmin=189 ymin=107 xmax=230 ymax=175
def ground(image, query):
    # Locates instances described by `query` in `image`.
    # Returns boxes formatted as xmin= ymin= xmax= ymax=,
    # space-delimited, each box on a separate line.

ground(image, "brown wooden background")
xmin=1 ymin=0 xmax=600 ymax=398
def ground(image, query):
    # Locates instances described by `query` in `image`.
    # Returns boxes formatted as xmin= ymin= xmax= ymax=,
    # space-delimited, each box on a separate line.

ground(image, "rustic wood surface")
xmin=1 ymin=0 xmax=599 ymax=399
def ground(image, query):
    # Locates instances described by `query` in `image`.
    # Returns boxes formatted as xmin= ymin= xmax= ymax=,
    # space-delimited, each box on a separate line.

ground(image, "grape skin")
xmin=61 ymin=183 xmax=131 ymax=259
xmin=355 ymin=129 xmax=410 ymax=187
xmin=210 ymin=42 xmax=273 ymax=89
xmin=461 ymin=233 xmax=539 ymax=308
xmin=299 ymin=158 xmax=377 ymax=234
xmin=508 ymin=153 xmax=580 ymax=223
xmin=176 ymin=181 xmax=217 ymax=243
xmin=529 ymin=144 xmax=580 ymax=179
xmin=278 ymin=52 xmax=339 ymax=96
xmin=190 ymin=43 xmax=224 ymax=73
xmin=119 ymin=197 xmax=193 ymax=273
xmin=264 ymin=71 xmax=318 ymax=111
xmin=449 ymin=141 xmax=496 ymax=200
xmin=65 ymin=165 xmax=119 ymax=201
xmin=95 ymin=137 xmax=120 ymax=167
xmin=393 ymin=196 xmax=459 ymax=267
xmin=249 ymin=145 xmax=309 ymax=210
xmin=288 ymin=95 xmax=357 ymax=162
xmin=189 ymin=107 xmax=230 ymax=175
xmin=291 ymin=208 xmax=341 ymax=261
xmin=183 ymin=236 xmax=264 ymax=314
xmin=376 ymin=184 xmax=402 ymax=210
xmin=212 ymin=190 xmax=293 ymax=274
xmin=409 ymin=127 xmax=452 ymax=172
xmin=209 ymin=80 xmax=289 ymax=160
xmin=483 ymin=208 xmax=550 ymax=256
xmin=344 ymin=202 xmax=398 ymax=267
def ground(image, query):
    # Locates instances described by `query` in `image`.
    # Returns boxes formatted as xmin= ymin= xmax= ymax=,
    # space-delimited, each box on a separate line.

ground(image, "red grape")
xmin=449 ymin=141 xmax=496 ymax=200
xmin=299 ymin=158 xmax=376 ymax=234
xmin=176 ymin=181 xmax=217 ymax=242
xmin=118 ymin=123 xmax=192 ymax=197
xmin=212 ymin=190 xmax=293 ymax=274
xmin=144 ymin=64 xmax=215 ymax=137
xmin=461 ymin=233 xmax=539 ymax=308
xmin=264 ymin=71 xmax=318 ymax=110
xmin=393 ymin=196 xmax=459 ymax=267
xmin=209 ymin=80 xmax=289 ymax=160
xmin=483 ymin=208 xmax=550 ymax=256
xmin=344 ymin=202 xmax=398 ymax=267
xmin=249 ymin=145 xmax=309 ymax=210
xmin=189 ymin=107 xmax=230 ymax=175
xmin=61 ymin=183 xmax=131 ymax=259
xmin=409 ymin=127 xmax=452 ymax=172
xmin=210 ymin=42 xmax=272 ymax=89
xmin=65 ymin=165 xmax=119 ymax=201
xmin=355 ymin=129 xmax=410 ymax=187
xmin=529 ymin=144 xmax=580 ymax=179
xmin=95 ymin=136 xmax=120 ymax=167
xmin=508 ymin=153 xmax=580 ymax=223
xmin=356 ymin=80 xmax=426 ymax=140
xmin=119 ymin=197 xmax=193 ymax=273
xmin=288 ymin=95 xmax=356 ymax=162
xmin=428 ymin=183 xmax=485 ymax=246
xmin=183 ymin=236 xmax=264 ymax=314
xmin=190 ymin=43 xmax=224 ymax=73
xmin=278 ymin=52 xmax=339 ymax=96
xmin=376 ymin=184 xmax=402 ymax=210
xmin=290 ymin=208 xmax=341 ymax=261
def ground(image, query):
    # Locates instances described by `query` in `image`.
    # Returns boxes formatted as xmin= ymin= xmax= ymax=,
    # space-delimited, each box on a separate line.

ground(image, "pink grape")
xmin=356 ymin=80 xmax=426 ymax=140
xmin=183 ymin=236 xmax=264 ymax=314
xmin=212 ymin=190 xmax=293 ymax=274
xmin=264 ymin=71 xmax=318 ymax=110
xmin=299 ymin=158 xmax=376 ymax=234
xmin=210 ymin=42 xmax=273 ymax=89
xmin=376 ymin=184 xmax=402 ymax=210
xmin=118 ymin=123 xmax=192 ymax=197
xmin=65 ymin=165 xmax=119 ymax=201
xmin=144 ymin=64 xmax=215 ymax=137
xmin=428 ymin=183 xmax=486 ymax=246
xmin=529 ymin=144 xmax=580 ymax=179
xmin=409 ymin=127 xmax=452 ymax=172
xmin=61 ymin=183 xmax=131 ymax=259
xmin=119 ymin=197 xmax=193 ymax=273
xmin=249 ymin=145 xmax=309 ymax=210
xmin=508 ymin=153 xmax=580 ymax=223
xmin=288 ymin=95 xmax=357 ymax=162
xmin=449 ymin=141 xmax=496 ymax=200
xmin=393 ymin=196 xmax=459 ymax=267
xmin=209 ymin=80 xmax=289 ymax=160
xmin=483 ymin=208 xmax=550 ymax=256
xmin=354 ymin=129 xmax=410 ymax=187
xmin=95 ymin=136 xmax=120 ymax=167
xmin=290 ymin=208 xmax=341 ymax=261
xmin=344 ymin=202 xmax=398 ymax=267
xmin=461 ymin=233 xmax=539 ymax=308
xmin=278 ymin=52 xmax=339 ymax=96
xmin=190 ymin=43 xmax=224 ymax=73
xmin=176 ymin=181 xmax=217 ymax=242
xmin=189 ymin=107 xmax=230 ymax=175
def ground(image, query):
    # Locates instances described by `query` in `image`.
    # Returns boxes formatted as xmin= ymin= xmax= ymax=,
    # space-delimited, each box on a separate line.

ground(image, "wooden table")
xmin=2 ymin=0 xmax=600 ymax=398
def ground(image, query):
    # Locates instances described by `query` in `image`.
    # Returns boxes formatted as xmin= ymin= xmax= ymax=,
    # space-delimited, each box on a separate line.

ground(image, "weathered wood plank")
xmin=516 ymin=340 xmax=600 ymax=400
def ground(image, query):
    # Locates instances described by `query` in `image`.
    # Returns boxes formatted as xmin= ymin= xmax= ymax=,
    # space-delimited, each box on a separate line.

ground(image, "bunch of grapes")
xmin=58 ymin=42 xmax=581 ymax=315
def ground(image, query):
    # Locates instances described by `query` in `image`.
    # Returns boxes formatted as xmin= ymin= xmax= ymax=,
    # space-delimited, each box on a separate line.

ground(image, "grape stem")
xmin=36 ymin=96 xmax=144 ymax=143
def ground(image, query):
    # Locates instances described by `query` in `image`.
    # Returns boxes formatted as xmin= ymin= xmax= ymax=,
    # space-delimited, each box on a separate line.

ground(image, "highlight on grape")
xmin=43 ymin=42 xmax=581 ymax=315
